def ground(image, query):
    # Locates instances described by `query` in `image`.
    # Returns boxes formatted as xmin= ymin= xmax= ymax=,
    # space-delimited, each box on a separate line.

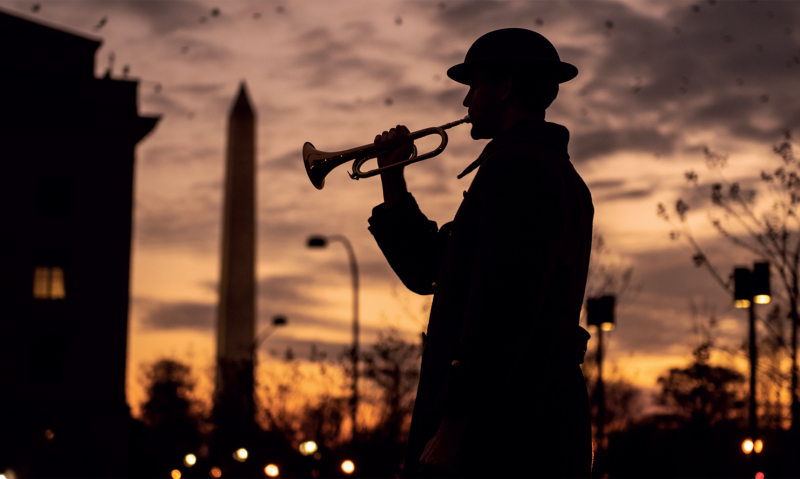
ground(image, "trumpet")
xmin=303 ymin=115 xmax=470 ymax=190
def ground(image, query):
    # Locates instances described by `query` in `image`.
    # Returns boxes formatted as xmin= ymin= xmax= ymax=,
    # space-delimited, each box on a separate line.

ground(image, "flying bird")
xmin=122 ymin=65 xmax=129 ymax=77
xmin=31 ymin=3 xmax=40 ymax=13
xmin=181 ymin=46 xmax=189 ymax=54
xmin=93 ymin=16 xmax=107 ymax=31
xmin=395 ymin=16 xmax=402 ymax=25
xmin=253 ymin=12 xmax=261 ymax=19
xmin=211 ymin=8 xmax=220 ymax=17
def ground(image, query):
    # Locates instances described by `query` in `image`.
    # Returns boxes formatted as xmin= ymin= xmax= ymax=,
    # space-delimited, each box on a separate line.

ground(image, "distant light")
xmin=587 ymin=324 xmax=598 ymax=333
xmin=171 ymin=470 xmax=182 ymax=479
xmin=44 ymin=429 xmax=54 ymax=440
xmin=184 ymin=454 xmax=197 ymax=467
xmin=754 ymin=439 xmax=764 ymax=453
xmin=756 ymin=472 xmax=765 ymax=479
xmin=755 ymin=295 xmax=770 ymax=305
xmin=742 ymin=439 xmax=754 ymax=454
xmin=210 ymin=466 xmax=222 ymax=478
xmin=735 ymin=299 xmax=751 ymax=309
xmin=265 ymin=464 xmax=279 ymax=477
xmin=299 ymin=440 xmax=318 ymax=456
xmin=341 ymin=460 xmax=355 ymax=474
xmin=600 ymin=322 xmax=615 ymax=332
xmin=234 ymin=448 xmax=248 ymax=462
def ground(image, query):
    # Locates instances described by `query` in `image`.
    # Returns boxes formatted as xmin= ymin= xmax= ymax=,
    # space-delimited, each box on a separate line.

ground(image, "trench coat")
xmin=368 ymin=118 xmax=594 ymax=478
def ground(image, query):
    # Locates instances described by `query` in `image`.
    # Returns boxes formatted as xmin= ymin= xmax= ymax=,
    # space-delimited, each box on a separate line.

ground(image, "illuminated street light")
xmin=341 ymin=460 xmax=355 ymax=474
xmin=742 ymin=438 xmax=754 ymax=454
xmin=587 ymin=295 xmax=616 ymax=453
xmin=754 ymin=439 xmax=763 ymax=454
xmin=299 ymin=440 xmax=318 ymax=456
xmin=210 ymin=467 xmax=222 ymax=478
xmin=234 ymin=448 xmax=248 ymax=462
xmin=734 ymin=263 xmax=771 ymax=457
xmin=307 ymin=234 xmax=360 ymax=442
xmin=171 ymin=470 xmax=182 ymax=479
xmin=265 ymin=464 xmax=279 ymax=477
xmin=184 ymin=454 xmax=197 ymax=467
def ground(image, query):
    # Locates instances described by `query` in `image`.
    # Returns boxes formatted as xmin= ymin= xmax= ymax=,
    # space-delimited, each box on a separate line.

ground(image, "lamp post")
xmin=307 ymin=234 xmax=360 ymax=442
xmin=255 ymin=315 xmax=289 ymax=351
xmin=734 ymin=262 xmax=771 ymax=457
xmin=587 ymin=295 xmax=616 ymax=452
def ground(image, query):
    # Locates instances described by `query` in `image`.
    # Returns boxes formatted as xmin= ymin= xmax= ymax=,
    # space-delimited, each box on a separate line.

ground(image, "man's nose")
xmin=462 ymin=87 xmax=473 ymax=107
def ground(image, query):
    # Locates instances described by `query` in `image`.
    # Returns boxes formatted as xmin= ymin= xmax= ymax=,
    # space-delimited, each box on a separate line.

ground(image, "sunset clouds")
xmin=3 ymin=0 xmax=798 ymax=410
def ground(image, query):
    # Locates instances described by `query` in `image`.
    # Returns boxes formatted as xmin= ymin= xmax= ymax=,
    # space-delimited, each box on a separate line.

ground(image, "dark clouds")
xmin=416 ymin=1 xmax=800 ymax=162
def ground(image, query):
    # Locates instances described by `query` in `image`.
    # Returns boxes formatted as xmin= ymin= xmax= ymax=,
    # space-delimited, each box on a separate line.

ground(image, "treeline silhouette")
xmin=128 ymin=330 xmax=421 ymax=478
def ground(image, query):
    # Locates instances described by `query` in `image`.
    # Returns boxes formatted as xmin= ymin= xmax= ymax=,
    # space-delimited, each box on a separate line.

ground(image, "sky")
xmin=3 ymin=0 xmax=799 ymax=414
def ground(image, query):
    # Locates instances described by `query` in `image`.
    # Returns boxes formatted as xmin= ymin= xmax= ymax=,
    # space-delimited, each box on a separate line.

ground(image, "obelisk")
xmin=214 ymin=82 xmax=257 ymax=429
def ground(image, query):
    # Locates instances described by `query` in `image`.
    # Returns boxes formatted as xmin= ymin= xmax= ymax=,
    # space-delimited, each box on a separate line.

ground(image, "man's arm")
xmin=375 ymin=125 xmax=412 ymax=208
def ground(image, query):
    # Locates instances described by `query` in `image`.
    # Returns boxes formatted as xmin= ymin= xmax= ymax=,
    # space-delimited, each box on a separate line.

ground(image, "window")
xmin=33 ymin=266 xmax=66 ymax=299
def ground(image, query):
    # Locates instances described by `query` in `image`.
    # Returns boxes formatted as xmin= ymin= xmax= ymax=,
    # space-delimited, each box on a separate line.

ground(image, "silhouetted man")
xmin=368 ymin=28 xmax=594 ymax=478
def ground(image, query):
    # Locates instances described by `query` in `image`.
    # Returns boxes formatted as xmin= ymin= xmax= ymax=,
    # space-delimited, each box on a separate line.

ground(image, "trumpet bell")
xmin=303 ymin=142 xmax=328 ymax=190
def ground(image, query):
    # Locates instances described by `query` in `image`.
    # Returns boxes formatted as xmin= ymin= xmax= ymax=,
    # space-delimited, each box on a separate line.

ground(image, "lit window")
xmin=33 ymin=266 xmax=66 ymax=299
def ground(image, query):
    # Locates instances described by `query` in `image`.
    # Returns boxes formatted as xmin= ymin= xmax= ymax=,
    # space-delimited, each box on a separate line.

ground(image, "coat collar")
xmin=457 ymin=118 xmax=570 ymax=179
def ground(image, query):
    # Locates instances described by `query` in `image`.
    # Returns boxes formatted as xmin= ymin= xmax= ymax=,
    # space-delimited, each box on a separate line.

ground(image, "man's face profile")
xmin=463 ymin=71 xmax=506 ymax=140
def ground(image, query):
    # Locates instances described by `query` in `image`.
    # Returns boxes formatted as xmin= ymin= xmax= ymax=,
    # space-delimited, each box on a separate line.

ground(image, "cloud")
xmin=141 ymin=301 xmax=215 ymax=330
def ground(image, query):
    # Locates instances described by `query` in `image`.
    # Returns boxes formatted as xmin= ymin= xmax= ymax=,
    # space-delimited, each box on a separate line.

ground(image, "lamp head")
xmin=307 ymin=235 xmax=327 ymax=248
xmin=587 ymin=295 xmax=615 ymax=329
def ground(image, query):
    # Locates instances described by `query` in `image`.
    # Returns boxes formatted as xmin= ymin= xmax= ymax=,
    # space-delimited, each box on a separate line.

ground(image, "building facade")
xmin=0 ymin=9 xmax=158 ymax=476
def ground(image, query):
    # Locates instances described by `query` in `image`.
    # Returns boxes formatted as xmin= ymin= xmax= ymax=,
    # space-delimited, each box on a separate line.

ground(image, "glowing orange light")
xmin=735 ymin=299 xmax=751 ymax=309
xmin=755 ymin=295 xmax=770 ymax=305
xmin=265 ymin=464 xmax=279 ymax=477
xmin=171 ymin=470 xmax=182 ymax=479
xmin=299 ymin=441 xmax=318 ymax=456
xmin=754 ymin=439 xmax=763 ymax=453
xmin=44 ymin=429 xmax=55 ymax=440
xmin=341 ymin=460 xmax=355 ymax=474
xmin=184 ymin=454 xmax=197 ymax=467
xmin=755 ymin=472 xmax=765 ymax=479
xmin=742 ymin=439 xmax=754 ymax=454
xmin=233 ymin=448 xmax=248 ymax=462
xmin=600 ymin=322 xmax=615 ymax=332
xmin=210 ymin=467 xmax=222 ymax=478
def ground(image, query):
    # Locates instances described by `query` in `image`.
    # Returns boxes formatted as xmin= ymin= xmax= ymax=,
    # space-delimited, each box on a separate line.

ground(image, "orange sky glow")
xmin=3 ymin=0 xmax=798 ymax=418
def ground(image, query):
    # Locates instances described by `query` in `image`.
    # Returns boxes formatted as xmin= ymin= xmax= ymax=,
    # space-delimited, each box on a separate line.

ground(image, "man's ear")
xmin=499 ymin=72 xmax=514 ymax=101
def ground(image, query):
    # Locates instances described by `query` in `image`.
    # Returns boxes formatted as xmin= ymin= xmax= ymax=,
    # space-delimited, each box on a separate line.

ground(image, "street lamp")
xmin=255 ymin=315 xmax=289 ymax=351
xmin=733 ymin=262 xmax=770 ymax=465
xmin=587 ymin=295 xmax=616 ymax=451
xmin=307 ymin=234 xmax=360 ymax=442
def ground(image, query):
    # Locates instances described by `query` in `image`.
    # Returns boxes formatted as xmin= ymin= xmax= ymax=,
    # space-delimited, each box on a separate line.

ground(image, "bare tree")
xmin=656 ymin=131 xmax=799 ymax=432
xmin=361 ymin=329 xmax=421 ymax=443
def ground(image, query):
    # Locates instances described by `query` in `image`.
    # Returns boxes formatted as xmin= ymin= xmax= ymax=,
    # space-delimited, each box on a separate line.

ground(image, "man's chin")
xmin=470 ymin=125 xmax=490 ymax=140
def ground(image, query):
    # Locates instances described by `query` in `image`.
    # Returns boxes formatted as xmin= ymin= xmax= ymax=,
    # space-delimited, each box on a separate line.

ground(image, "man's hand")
xmin=419 ymin=415 xmax=468 ymax=476
xmin=374 ymin=125 xmax=413 ymax=208
xmin=375 ymin=125 xmax=414 ymax=169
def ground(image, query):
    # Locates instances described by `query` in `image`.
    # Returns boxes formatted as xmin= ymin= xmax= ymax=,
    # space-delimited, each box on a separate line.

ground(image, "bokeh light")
xmin=171 ymin=470 xmax=181 ymax=479
xmin=299 ymin=440 xmax=318 ymax=456
xmin=234 ymin=448 xmax=248 ymax=462
xmin=742 ymin=439 xmax=754 ymax=454
xmin=754 ymin=439 xmax=763 ymax=453
xmin=210 ymin=466 xmax=222 ymax=478
xmin=341 ymin=460 xmax=355 ymax=474
xmin=755 ymin=472 xmax=765 ymax=479
xmin=265 ymin=464 xmax=279 ymax=477
xmin=184 ymin=454 xmax=197 ymax=467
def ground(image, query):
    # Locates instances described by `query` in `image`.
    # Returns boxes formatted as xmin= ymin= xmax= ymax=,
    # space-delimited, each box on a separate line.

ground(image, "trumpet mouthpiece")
xmin=463 ymin=114 xmax=471 ymax=123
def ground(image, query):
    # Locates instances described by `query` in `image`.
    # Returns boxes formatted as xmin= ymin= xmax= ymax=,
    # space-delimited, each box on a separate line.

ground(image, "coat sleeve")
xmin=368 ymin=192 xmax=448 ymax=295
xmin=437 ymin=151 xmax=570 ymax=418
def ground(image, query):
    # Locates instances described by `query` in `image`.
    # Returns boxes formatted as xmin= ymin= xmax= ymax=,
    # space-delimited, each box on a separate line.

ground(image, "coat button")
xmin=463 ymin=190 xmax=468 ymax=198
xmin=451 ymin=359 xmax=460 ymax=367
xmin=448 ymin=230 xmax=452 ymax=237
xmin=431 ymin=282 xmax=437 ymax=291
